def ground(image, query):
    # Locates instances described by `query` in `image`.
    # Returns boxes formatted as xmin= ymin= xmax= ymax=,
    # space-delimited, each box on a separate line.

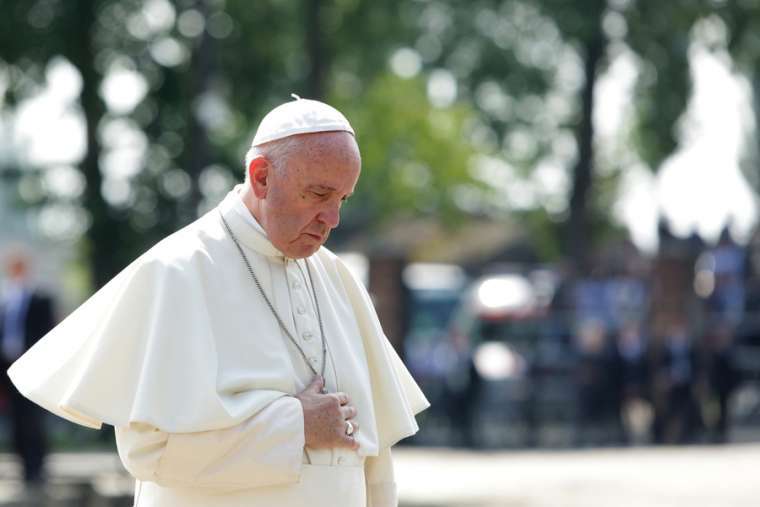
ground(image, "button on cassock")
xmin=302 ymin=331 xmax=313 ymax=341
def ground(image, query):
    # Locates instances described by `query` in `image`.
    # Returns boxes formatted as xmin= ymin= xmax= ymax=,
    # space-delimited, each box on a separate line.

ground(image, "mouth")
xmin=304 ymin=232 xmax=324 ymax=242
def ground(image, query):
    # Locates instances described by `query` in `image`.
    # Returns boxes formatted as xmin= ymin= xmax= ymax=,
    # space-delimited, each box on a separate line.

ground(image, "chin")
xmin=286 ymin=244 xmax=321 ymax=259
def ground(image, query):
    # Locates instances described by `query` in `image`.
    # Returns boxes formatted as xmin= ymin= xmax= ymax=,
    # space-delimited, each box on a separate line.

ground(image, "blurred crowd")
xmin=405 ymin=226 xmax=760 ymax=448
xmin=1 ymin=224 xmax=759 ymax=473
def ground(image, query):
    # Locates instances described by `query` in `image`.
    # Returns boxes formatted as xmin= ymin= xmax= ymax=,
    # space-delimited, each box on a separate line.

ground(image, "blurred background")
xmin=1 ymin=0 xmax=760 ymax=505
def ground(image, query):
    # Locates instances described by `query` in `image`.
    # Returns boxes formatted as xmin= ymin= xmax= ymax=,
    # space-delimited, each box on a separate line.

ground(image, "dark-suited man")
xmin=1 ymin=250 xmax=56 ymax=484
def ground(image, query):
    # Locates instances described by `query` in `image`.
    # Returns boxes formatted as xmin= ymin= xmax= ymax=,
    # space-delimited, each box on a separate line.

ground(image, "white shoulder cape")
xmin=8 ymin=196 xmax=428 ymax=451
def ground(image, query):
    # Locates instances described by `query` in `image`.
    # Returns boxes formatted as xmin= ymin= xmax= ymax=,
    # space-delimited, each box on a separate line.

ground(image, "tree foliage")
xmin=2 ymin=0 xmax=759 ymax=286
xmin=623 ymin=0 xmax=703 ymax=172
xmin=0 ymin=0 xmax=482 ymax=287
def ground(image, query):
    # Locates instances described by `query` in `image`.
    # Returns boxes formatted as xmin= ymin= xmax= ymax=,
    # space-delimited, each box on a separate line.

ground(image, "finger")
xmin=340 ymin=435 xmax=360 ymax=451
xmin=332 ymin=391 xmax=349 ymax=405
xmin=340 ymin=405 xmax=357 ymax=420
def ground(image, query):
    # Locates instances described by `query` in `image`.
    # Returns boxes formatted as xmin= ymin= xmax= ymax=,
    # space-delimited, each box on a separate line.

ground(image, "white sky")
xmin=602 ymin=39 xmax=757 ymax=252
xmin=656 ymin=46 xmax=756 ymax=243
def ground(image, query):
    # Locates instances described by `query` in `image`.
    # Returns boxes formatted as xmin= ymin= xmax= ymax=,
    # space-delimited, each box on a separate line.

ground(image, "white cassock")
xmin=8 ymin=186 xmax=429 ymax=507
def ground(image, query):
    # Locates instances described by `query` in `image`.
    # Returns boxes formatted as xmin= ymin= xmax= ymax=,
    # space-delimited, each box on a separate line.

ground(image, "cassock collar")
xmin=217 ymin=184 xmax=287 ymax=260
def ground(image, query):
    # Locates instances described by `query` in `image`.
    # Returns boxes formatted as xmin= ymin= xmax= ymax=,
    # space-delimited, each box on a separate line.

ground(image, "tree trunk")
xmin=182 ymin=0 xmax=214 ymax=223
xmin=565 ymin=24 xmax=605 ymax=276
xmin=68 ymin=0 xmax=117 ymax=289
xmin=753 ymin=69 xmax=760 ymax=192
xmin=306 ymin=0 xmax=326 ymax=99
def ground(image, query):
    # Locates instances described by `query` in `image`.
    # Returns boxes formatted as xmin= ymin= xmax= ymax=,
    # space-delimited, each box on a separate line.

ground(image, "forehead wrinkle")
xmin=306 ymin=180 xmax=356 ymax=196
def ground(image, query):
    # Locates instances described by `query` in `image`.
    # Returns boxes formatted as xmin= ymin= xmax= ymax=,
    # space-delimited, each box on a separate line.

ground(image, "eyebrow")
xmin=309 ymin=184 xmax=353 ymax=197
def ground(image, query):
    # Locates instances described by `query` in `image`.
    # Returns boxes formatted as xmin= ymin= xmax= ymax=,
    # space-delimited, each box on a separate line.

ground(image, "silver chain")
xmin=218 ymin=211 xmax=328 ymax=391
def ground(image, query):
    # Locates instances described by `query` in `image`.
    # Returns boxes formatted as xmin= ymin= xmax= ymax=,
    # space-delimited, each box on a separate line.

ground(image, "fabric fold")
xmin=8 ymin=188 xmax=428 ymax=451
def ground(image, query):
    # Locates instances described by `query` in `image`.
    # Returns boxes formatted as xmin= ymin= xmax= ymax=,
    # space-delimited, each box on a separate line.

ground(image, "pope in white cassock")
xmin=7 ymin=97 xmax=429 ymax=507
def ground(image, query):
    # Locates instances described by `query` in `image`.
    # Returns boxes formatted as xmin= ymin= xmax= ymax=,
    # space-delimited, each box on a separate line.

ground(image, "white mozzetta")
xmin=9 ymin=186 xmax=427 ymax=441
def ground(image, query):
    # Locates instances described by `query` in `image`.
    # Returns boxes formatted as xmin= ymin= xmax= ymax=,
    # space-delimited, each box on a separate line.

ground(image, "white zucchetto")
xmin=251 ymin=95 xmax=355 ymax=147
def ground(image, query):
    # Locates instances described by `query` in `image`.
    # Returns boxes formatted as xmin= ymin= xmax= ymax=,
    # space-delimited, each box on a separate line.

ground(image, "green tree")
xmin=712 ymin=1 xmax=760 ymax=193
xmin=1 ymin=0 xmax=481 ymax=287
xmin=624 ymin=0 xmax=704 ymax=172
xmin=1 ymin=0 xmax=134 ymax=288
xmin=535 ymin=0 xmax=608 ymax=272
xmin=335 ymin=73 xmax=484 ymax=239
xmin=409 ymin=0 xmax=611 ymax=268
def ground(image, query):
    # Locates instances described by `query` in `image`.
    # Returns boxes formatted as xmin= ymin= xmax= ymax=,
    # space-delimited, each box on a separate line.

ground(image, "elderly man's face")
xmin=253 ymin=132 xmax=361 ymax=259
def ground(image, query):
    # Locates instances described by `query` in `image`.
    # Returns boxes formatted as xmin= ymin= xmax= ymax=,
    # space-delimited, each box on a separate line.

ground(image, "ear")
xmin=248 ymin=156 xmax=271 ymax=199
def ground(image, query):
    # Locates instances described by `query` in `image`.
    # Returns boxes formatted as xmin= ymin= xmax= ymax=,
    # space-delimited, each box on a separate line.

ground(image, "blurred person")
xmin=449 ymin=328 xmax=484 ymax=448
xmin=653 ymin=320 xmax=701 ymax=444
xmin=611 ymin=321 xmax=651 ymax=444
xmin=702 ymin=322 xmax=739 ymax=443
xmin=707 ymin=228 xmax=746 ymax=326
xmin=573 ymin=273 xmax=612 ymax=330
xmin=442 ymin=357 xmax=481 ymax=448
xmin=573 ymin=319 xmax=618 ymax=446
xmin=0 ymin=248 xmax=55 ymax=486
xmin=7 ymin=98 xmax=428 ymax=507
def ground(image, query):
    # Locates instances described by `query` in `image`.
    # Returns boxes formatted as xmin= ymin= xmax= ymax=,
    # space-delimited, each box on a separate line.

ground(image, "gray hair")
xmin=243 ymin=135 xmax=303 ymax=180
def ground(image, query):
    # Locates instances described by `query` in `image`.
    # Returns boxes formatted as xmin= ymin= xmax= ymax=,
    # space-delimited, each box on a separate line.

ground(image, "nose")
xmin=318 ymin=202 xmax=341 ymax=229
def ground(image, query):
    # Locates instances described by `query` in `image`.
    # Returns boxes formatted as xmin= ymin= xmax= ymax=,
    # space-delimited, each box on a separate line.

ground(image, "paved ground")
xmin=394 ymin=444 xmax=760 ymax=507
xmin=0 ymin=444 xmax=757 ymax=506
xmin=0 ymin=453 xmax=131 ymax=506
